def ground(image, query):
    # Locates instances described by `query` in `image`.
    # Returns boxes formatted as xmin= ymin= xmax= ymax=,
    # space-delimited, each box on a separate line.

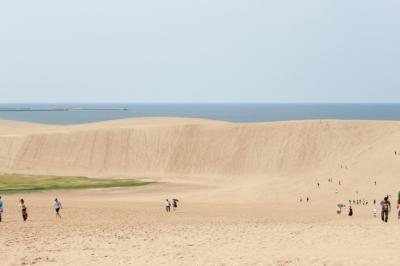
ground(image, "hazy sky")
xmin=1 ymin=0 xmax=399 ymax=103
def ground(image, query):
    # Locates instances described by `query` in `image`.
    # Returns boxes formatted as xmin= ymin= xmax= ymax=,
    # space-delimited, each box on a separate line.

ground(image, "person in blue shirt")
xmin=0 ymin=196 xmax=3 ymax=223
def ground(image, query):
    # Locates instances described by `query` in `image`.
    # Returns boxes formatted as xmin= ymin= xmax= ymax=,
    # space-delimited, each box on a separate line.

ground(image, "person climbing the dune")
xmin=380 ymin=196 xmax=391 ymax=223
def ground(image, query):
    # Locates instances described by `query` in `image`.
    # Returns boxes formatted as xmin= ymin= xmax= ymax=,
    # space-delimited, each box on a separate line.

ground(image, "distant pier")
xmin=0 ymin=108 xmax=128 ymax=111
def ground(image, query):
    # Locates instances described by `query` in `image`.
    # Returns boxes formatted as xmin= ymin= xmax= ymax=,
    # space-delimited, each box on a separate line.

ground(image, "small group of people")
xmin=321 ymin=176 xmax=399 ymax=224
xmin=349 ymin=199 xmax=369 ymax=206
xmin=165 ymin=198 xmax=179 ymax=213
xmin=299 ymin=196 xmax=310 ymax=203
xmin=345 ymin=195 xmax=399 ymax=223
xmin=0 ymin=196 xmax=63 ymax=223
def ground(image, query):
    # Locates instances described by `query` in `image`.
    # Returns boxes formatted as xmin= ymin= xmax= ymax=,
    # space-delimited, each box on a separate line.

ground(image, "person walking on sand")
xmin=397 ymin=191 xmax=400 ymax=208
xmin=0 ymin=196 xmax=3 ymax=223
xmin=20 ymin=199 xmax=28 ymax=222
xmin=348 ymin=206 xmax=353 ymax=216
xmin=380 ymin=196 xmax=391 ymax=223
xmin=165 ymin=199 xmax=171 ymax=213
xmin=172 ymin=199 xmax=179 ymax=211
xmin=54 ymin=198 xmax=63 ymax=219
xmin=397 ymin=191 xmax=400 ymax=219
xmin=372 ymin=207 xmax=377 ymax=217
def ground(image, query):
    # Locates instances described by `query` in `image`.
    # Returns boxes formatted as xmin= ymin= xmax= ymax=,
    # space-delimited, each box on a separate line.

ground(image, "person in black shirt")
xmin=348 ymin=206 xmax=353 ymax=216
xmin=380 ymin=196 xmax=391 ymax=223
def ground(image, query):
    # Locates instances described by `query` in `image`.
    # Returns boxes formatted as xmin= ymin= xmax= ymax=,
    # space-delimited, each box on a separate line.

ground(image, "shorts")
xmin=55 ymin=208 xmax=60 ymax=213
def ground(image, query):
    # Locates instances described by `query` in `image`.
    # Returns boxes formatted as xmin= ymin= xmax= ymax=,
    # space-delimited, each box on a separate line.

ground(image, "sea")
xmin=1 ymin=103 xmax=400 ymax=125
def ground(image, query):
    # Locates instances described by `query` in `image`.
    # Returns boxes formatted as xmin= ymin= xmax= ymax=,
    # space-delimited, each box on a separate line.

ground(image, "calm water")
xmin=1 ymin=103 xmax=400 ymax=125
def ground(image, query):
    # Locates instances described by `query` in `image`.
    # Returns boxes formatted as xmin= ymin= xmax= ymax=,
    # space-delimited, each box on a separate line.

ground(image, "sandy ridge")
xmin=1 ymin=118 xmax=400 ymax=203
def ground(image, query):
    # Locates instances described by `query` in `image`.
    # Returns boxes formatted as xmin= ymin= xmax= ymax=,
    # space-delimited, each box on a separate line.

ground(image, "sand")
xmin=1 ymin=118 xmax=400 ymax=265
xmin=1 ymin=189 xmax=400 ymax=266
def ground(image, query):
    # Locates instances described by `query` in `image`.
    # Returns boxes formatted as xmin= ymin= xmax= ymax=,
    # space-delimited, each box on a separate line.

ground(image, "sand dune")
xmin=1 ymin=118 xmax=400 ymax=202
xmin=2 ymin=118 xmax=400 ymax=266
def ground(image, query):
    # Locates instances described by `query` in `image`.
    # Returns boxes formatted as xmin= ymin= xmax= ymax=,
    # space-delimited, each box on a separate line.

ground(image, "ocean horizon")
xmin=1 ymin=103 xmax=400 ymax=125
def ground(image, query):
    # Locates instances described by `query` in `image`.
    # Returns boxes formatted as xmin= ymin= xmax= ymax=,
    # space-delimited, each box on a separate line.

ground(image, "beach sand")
xmin=1 ymin=189 xmax=400 ymax=266
xmin=1 ymin=118 xmax=400 ymax=265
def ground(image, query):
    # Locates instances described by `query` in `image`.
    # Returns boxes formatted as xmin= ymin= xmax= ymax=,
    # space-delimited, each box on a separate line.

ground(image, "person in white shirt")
xmin=54 ymin=198 xmax=63 ymax=219
xmin=165 ymin=199 xmax=171 ymax=213
xmin=372 ymin=208 xmax=377 ymax=217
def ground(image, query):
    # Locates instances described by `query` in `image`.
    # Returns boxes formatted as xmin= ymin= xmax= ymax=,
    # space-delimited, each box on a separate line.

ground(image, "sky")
xmin=1 ymin=0 xmax=399 ymax=103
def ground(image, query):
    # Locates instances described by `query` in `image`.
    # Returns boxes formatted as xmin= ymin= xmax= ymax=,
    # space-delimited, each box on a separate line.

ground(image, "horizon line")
xmin=2 ymin=102 xmax=400 ymax=105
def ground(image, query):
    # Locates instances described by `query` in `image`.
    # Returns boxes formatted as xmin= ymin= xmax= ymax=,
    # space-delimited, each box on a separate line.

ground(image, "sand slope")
xmin=1 ymin=118 xmax=400 ymax=202
xmin=2 ymin=118 xmax=400 ymax=266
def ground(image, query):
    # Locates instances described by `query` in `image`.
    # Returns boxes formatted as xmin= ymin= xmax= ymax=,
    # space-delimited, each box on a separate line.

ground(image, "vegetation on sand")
xmin=0 ymin=173 xmax=152 ymax=194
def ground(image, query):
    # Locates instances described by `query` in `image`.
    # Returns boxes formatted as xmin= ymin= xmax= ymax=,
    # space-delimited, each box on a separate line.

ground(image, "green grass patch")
xmin=0 ymin=173 xmax=152 ymax=194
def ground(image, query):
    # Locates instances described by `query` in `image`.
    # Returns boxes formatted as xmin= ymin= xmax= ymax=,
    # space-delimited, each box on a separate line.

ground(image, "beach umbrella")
xmin=336 ymin=204 xmax=345 ymax=214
